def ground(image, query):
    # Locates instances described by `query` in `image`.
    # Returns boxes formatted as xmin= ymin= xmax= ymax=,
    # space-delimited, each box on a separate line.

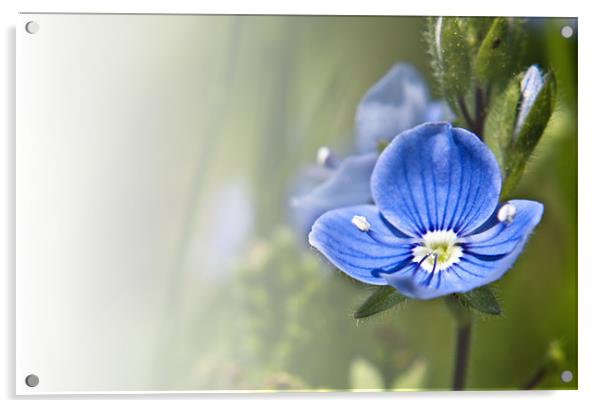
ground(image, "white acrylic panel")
xmin=15 ymin=13 xmax=578 ymax=395
xmin=16 ymin=13 xmax=248 ymax=394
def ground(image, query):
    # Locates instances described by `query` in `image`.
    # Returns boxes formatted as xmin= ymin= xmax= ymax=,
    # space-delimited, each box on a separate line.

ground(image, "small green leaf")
xmin=475 ymin=17 xmax=525 ymax=86
xmin=349 ymin=357 xmax=385 ymax=390
xmin=502 ymin=71 xmax=556 ymax=198
xmin=457 ymin=285 xmax=501 ymax=315
xmin=353 ymin=286 xmax=405 ymax=319
xmin=543 ymin=340 xmax=566 ymax=371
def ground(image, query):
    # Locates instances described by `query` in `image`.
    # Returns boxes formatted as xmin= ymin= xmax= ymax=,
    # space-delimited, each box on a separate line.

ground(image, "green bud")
xmin=475 ymin=17 xmax=526 ymax=86
xmin=543 ymin=340 xmax=566 ymax=371
xmin=464 ymin=17 xmax=495 ymax=54
xmin=427 ymin=17 xmax=472 ymax=113
xmin=484 ymin=65 xmax=556 ymax=198
xmin=353 ymin=285 xmax=405 ymax=319
xmin=502 ymin=69 xmax=556 ymax=198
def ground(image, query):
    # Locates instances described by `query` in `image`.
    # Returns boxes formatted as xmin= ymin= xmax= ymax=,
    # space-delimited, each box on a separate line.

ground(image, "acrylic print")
xmin=16 ymin=14 xmax=577 ymax=393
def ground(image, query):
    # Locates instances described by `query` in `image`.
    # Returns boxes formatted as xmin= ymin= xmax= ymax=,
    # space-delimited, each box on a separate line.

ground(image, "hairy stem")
xmin=457 ymin=97 xmax=475 ymax=130
xmin=473 ymin=86 xmax=488 ymax=137
xmin=452 ymin=320 xmax=472 ymax=390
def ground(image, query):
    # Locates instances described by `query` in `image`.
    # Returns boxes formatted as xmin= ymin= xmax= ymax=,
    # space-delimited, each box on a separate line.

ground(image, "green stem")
xmin=452 ymin=319 xmax=472 ymax=390
xmin=457 ymin=96 xmax=475 ymax=130
xmin=473 ymin=86 xmax=487 ymax=137
xmin=522 ymin=365 xmax=547 ymax=390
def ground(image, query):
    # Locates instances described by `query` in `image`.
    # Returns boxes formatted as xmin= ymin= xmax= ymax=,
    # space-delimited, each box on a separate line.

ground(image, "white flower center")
xmin=412 ymin=230 xmax=463 ymax=273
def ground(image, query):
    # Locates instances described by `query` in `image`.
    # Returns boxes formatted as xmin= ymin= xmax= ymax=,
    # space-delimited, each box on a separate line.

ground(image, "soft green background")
xmin=156 ymin=16 xmax=577 ymax=391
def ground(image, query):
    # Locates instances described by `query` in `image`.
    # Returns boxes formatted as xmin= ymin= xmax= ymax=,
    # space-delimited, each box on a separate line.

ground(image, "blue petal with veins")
xmin=309 ymin=123 xmax=543 ymax=299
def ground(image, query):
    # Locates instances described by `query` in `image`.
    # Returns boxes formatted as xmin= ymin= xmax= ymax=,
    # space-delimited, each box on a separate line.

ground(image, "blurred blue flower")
xmin=515 ymin=65 xmax=544 ymax=136
xmin=290 ymin=152 xmax=377 ymax=237
xmin=355 ymin=63 xmax=452 ymax=153
xmin=309 ymin=123 xmax=543 ymax=299
xmin=290 ymin=63 xmax=450 ymax=235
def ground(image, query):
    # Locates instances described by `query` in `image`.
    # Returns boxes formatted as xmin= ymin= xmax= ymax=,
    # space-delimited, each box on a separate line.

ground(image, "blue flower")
xmin=290 ymin=63 xmax=450 ymax=235
xmin=290 ymin=151 xmax=377 ymax=236
xmin=356 ymin=63 xmax=452 ymax=153
xmin=308 ymin=122 xmax=543 ymax=299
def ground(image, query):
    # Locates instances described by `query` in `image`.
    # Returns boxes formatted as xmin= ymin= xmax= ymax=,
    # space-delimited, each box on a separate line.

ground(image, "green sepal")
xmin=483 ymin=75 xmax=521 ymax=172
xmin=463 ymin=17 xmax=495 ymax=54
xmin=456 ymin=285 xmax=502 ymax=316
xmin=501 ymin=71 xmax=557 ymax=198
xmin=474 ymin=17 xmax=526 ymax=86
xmin=353 ymin=285 xmax=405 ymax=319
xmin=427 ymin=17 xmax=472 ymax=115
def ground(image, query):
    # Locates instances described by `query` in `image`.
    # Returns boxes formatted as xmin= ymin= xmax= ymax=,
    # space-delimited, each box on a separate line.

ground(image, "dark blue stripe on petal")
xmin=309 ymin=205 xmax=413 ymax=285
xmin=373 ymin=123 xmax=500 ymax=236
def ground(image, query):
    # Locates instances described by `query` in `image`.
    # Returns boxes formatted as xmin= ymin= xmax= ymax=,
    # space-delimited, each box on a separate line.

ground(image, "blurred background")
xmin=152 ymin=15 xmax=577 ymax=391
xmin=17 ymin=15 xmax=576 ymax=392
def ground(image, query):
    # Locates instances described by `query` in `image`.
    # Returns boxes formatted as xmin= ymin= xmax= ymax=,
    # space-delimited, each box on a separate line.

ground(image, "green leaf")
xmin=474 ymin=17 xmax=525 ymax=86
xmin=464 ymin=17 xmax=495 ymax=54
xmin=501 ymin=71 xmax=557 ymax=198
xmin=484 ymin=75 xmax=521 ymax=172
xmin=457 ymin=286 xmax=501 ymax=315
xmin=353 ymin=286 xmax=405 ymax=319
xmin=349 ymin=357 xmax=385 ymax=390
xmin=427 ymin=17 xmax=472 ymax=112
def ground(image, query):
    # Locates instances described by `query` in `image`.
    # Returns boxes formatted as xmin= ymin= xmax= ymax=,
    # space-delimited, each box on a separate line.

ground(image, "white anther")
xmin=351 ymin=215 xmax=371 ymax=232
xmin=316 ymin=146 xmax=332 ymax=167
xmin=497 ymin=203 xmax=517 ymax=224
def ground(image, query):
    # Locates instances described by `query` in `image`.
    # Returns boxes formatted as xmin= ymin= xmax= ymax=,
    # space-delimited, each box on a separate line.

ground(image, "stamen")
xmin=316 ymin=146 xmax=336 ymax=168
xmin=497 ymin=203 xmax=517 ymax=224
xmin=412 ymin=230 xmax=462 ymax=273
xmin=430 ymin=253 xmax=439 ymax=274
xmin=351 ymin=215 xmax=371 ymax=232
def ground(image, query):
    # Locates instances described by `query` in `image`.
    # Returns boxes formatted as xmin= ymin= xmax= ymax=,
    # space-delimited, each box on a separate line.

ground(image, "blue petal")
xmin=355 ymin=63 xmax=431 ymax=154
xmin=308 ymin=205 xmax=413 ymax=285
xmin=371 ymin=122 xmax=502 ymax=237
xmin=381 ymin=200 xmax=543 ymax=300
xmin=290 ymin=153 xmax=377 ymax=235
xmin=289 ymin=164 xmax=335 ymax=197
xmin=461 ymin=200 xmax=544 ymax=258
xmin=381 ymin=263 xmax=468 ymax=300
xmin=516 ymin=65 xmax=544 ymax=135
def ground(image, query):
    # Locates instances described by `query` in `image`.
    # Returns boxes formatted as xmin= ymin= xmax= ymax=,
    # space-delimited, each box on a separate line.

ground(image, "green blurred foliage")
xmin=233 ymin=228 xmax=423 ymax=390
xmin=159 ymin=16 xmax=576 ymax=391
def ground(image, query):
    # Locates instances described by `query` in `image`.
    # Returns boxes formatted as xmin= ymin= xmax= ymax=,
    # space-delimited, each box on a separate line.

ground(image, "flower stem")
xmin=473 ymin=86 xmax=487 ymax=137
xmin=457 ymin=97 xmax=475 ymax=130
xmin=522 ymin=365 xmax=547 ymax=390
xmin=452 ymin=319 xmax=472 ymax=390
